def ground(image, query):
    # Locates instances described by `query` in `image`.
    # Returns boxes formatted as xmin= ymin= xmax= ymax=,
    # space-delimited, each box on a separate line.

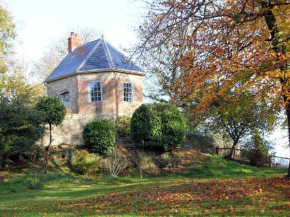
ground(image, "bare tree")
xmin=33 ymin=26 xmax=101 ymax=81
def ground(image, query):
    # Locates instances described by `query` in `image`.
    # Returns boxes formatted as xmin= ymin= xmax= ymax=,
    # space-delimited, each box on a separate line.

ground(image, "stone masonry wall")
xmin=40 ymin=113 xmax=100 ymax=146
xmin=47 ymin=75 xmax=79 ymax=113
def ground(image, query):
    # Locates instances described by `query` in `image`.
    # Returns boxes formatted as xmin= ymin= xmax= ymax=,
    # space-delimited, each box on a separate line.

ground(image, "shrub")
xmin=83 ymin=119 xmax=116 ymax=155
xmin=131 ymin=103 xmax=186 ymax=151
xmin=70 ymin=150 xmax=99 ymax=175
xmin=116 ymin=116 xmax=131 ymax=139
xmin=104 ymin=148 xmax=129 ymax=177
xmin=0 ymin=96 xmax=44 ymax=170
xmin=130 ymin=150 xmax=160 ymax=178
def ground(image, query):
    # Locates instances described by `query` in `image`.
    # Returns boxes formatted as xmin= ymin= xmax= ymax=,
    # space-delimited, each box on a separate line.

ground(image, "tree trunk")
xmin=44 ymin=123 xmax=52 ymax=174
xmin=225 ymin=141 xmax=237 ymax=160
xmin=285 ymin=106 xmax=290 ymax=177
xmin=261 ymin=1 xmax=290 ymax=177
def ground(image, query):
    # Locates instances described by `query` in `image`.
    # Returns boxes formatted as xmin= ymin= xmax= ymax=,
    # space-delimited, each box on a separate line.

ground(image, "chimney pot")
xmin=68 ymin=32 xmax=81 ymax=53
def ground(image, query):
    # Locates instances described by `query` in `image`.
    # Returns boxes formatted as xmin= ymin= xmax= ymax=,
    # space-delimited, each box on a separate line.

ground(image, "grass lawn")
xmin=0 ymin=156 xmax=289 ymax=216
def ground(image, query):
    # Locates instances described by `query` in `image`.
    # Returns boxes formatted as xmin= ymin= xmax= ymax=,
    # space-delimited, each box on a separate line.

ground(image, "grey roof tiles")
xmin=45 ymin=38 xmax=143 ymax=82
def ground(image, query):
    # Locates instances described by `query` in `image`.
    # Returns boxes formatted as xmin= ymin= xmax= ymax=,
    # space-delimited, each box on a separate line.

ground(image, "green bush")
xmin=131 ymin=103 xmax=186 ymax=152
xmin=116 ymin=116 xmax=131 ymax=139
xmin=83 ymin=119 xmax=116 ymax=155
xmin=0 ymin=96 xmax=44 ymax=170
xmin=71 ymin=150 xmax=99 ymax=175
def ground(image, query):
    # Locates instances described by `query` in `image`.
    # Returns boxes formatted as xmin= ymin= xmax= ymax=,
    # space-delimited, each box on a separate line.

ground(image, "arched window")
xmin=89 ymin=81 xmax=103 ymax=102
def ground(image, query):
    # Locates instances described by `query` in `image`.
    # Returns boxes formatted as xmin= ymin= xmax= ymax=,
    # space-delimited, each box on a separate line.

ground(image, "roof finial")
xmin=101 ymin=33 xmax=104 ymax=40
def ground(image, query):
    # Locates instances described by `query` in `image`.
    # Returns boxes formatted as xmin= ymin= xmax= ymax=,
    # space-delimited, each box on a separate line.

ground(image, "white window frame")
xmin=123 ymin=82 xmax=133 ymax=103
xmin=88 ymin=81 xmax=103 ymax=102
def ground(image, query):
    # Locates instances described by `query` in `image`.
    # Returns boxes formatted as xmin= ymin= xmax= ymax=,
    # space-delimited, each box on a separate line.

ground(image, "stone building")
xmin=43 ymin=32 xmax=145 ymax=145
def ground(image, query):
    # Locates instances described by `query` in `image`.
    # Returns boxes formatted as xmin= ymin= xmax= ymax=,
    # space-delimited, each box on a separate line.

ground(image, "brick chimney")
xmin=68 ymin=32 xmax=81 ymax=53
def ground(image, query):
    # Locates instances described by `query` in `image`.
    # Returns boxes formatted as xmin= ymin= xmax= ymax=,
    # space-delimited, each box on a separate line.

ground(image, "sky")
xmin=4 ymin=0 xmax=290 ymax=160
xmin=5 ymin=0 xmax=145 ymax=60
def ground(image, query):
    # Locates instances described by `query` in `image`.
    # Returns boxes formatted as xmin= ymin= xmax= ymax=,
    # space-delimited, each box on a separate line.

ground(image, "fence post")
xmin=215 ymin=146 xmax=219 ymax=156
xmin=269 ymin=155 xmax=272 ymax=167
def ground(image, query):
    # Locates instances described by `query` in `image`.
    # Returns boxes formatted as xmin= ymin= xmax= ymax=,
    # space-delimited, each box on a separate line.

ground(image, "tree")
xmin=0 ymin=3 xmax=16 ymax=74
xmin=36 ymin=96 xmax=65 ymax=173
xmin=33 ymin=26 xmax=100 ymax=81
xmin=209 ymin=93 xmax=277 ymax=159
xmin=0 ymin=96 xmax=44 ymax=170
xmin=136 ymin=0 xmax=290 ymax=176
xmin=1 ymin=59 xmax=45 ymax=105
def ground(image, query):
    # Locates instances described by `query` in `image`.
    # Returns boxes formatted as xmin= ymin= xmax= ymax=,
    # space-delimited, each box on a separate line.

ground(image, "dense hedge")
xmin=83 ymin=119 xmax=116 ymax=155
xmin=130 ymin=103 xmax=186 ymax=151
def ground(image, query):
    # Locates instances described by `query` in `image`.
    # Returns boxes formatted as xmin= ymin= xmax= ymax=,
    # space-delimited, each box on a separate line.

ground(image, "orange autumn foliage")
xmin=136 ymin=0 xmax=290 ymax=176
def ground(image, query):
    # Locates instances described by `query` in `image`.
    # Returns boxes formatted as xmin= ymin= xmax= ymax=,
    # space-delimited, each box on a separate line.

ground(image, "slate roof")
xmin=45 ymin=38 xmax=144 ymax=83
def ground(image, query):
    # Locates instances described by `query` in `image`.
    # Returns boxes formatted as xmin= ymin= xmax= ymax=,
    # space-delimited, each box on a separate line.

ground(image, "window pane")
xmin=123 ymin=83 xmax=133 ymax=102
xmin=90 ymin=82 xmax=102 ymax=102
xmin=61 ymin=92 xmax=70 ymax=102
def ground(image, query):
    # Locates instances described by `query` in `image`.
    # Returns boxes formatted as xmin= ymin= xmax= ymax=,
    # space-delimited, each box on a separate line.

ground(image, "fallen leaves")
xmin=19 ymin=176 xmax=290 ymax=216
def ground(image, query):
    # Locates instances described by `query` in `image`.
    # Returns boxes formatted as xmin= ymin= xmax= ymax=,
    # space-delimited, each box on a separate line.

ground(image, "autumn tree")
xmin=0 ymin=2 xmax=16 ymax=90
xmin=1 ymin=59 xmax=45 ymax=105
xmin=136 ymin=0 xmax=290 ymax=177
xmin=0 ymin=4 xmax=15 ymax=73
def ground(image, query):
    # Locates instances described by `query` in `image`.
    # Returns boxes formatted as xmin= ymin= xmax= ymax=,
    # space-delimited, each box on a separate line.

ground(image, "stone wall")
xmin=47 ymin=75 xmax=79 ymax=113
xmin=39 ymin=113 xmax=114 ymax=146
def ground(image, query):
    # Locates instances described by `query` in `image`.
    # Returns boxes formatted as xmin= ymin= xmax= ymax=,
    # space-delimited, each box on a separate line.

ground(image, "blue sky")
xmin=6 ymin=0 xmax=145 ymax=60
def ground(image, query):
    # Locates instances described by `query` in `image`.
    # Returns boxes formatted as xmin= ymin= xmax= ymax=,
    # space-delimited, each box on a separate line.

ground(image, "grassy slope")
xmin=0 ymin=155 xmax=288 ymax=216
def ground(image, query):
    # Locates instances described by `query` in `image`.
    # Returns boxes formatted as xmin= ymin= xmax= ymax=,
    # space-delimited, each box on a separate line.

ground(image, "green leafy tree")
xmin=83 ymin=119 xmax=116 ymax=155
xmin=131 ymin=103 xmax=186 ymax=152
xmin=0 ymin=96 xmax=44 ymax=170
xmin=36 ymin=96 xmax=65 ymax=173
xmin=209 ymin=94 xmax=277 ymax=159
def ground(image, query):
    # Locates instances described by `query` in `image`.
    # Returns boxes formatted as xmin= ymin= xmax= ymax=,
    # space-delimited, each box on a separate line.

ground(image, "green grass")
xmin=0 ymin=155 xmax=288 ymax=216
xmin=186 ymin=155 xmax=287 ymax=178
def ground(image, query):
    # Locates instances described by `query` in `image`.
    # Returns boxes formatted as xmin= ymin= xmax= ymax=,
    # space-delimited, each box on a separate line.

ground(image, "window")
xmin=123 ymin=82 xmax=133 ymax=102
xmin=89 ymin=81 xmax=102 ymax=102
xmin=60 ymin=92 xmax=70 ymax=102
